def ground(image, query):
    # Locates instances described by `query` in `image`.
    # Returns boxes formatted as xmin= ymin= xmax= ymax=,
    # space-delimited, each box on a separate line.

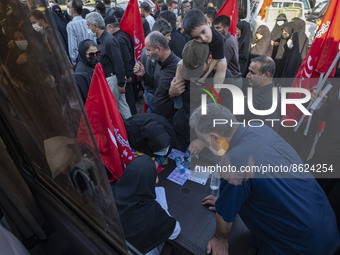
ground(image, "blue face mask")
xmin=154 ymin=146 xmax=170 ymax=156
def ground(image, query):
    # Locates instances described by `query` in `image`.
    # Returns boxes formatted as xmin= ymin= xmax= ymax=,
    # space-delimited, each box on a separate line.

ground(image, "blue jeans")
xmin=144 ymin=90 xmax=154 ymax=113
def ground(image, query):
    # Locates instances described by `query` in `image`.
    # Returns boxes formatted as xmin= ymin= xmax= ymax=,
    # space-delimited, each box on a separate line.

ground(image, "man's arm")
xmin=207 ymin=213 xmax=232 ymax=255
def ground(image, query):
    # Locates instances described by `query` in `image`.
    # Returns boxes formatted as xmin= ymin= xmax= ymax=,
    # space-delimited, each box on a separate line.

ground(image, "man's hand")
xmin=133 ymin=61 xmax=145 ymax=77
xmin=169 ymin=77 xmax=185 ymax=98
xmin=202 ymin=195 xmax=217 ymax=212
xmin=207 ymin=236 xmax=229 ymax=255
xmin=311 ymin=89 xmax=327 ymax=102
xmin=126 ymin=77 xmax=133 ymax=83
xmin=189 ymin=139 xmax=206 ymax=156
xmin=118 ymin=86 xmax=126 ymax=94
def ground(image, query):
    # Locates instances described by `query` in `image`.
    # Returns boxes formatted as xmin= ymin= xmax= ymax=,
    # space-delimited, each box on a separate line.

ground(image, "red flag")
xmin=216 ymin=0 xmax=238 ymax=37
xmin=77 ymin=64 xmax=134 ymax=182
xmin=120 ymin=0 xmax=145 ymax=62
xmin=260 ymin=0 xmax=273 ymax=20
xmin=284 ymin=0 xmax=340 ymax=124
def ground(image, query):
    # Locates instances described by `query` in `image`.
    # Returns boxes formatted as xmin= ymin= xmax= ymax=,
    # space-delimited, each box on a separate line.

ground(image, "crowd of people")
xmin=1 ymin=0 xmax=340 ymax=254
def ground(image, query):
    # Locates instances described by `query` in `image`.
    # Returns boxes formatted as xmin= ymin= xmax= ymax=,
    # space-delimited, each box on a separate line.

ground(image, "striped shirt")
xmin=66 ymin=16 xmax=95 ymax=65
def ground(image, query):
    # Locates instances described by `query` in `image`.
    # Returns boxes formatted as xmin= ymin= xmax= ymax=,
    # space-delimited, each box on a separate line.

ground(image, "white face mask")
xmin=110 ymin=2 xmax=116 ymax=8
xmin=67 ymin=7 xmax=72 ymax=16
xmin=32 ymin=23 xmax=43 ymax=32
xmin=209 ymin=137 xmax=226 ymax=156
xmin=15 ymin=40 xmax=28 ymax=50
xmin=277 ymin=21 xmax=284 ymax=26
xmin=87 ymin=28 xmax=96 ymax=37
xmin=287 ymin=39 xmax=293 ymax=49
xmin=173 ymin=9 xmax=178 ymax=16
xmin=48 ymin=2 xmax=54 ymax=8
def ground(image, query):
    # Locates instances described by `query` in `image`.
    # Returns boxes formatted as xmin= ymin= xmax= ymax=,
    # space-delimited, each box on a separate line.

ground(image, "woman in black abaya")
xmin=237 ymin=20 xmax=252 ymax=77
xmin=271 ymin=13 xmax=288 ymax=59
xmin=281 ymin=32 xmax=308 ymax=83
xmin=274 ymin=22 xmax=296 ymax=77
xmin=115 ymin=156 xmax=180 ymax=254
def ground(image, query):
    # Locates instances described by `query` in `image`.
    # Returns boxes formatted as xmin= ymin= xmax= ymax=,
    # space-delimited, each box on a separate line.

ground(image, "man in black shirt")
xmin=86 ymin=12 xmax=131 ymax=119
xmin=159 ymin=11 xmax=186 ymax=58
xmin=105 ymin=16 xmax=136 ymax=115
xmin=134 ymin=31 xmax=180 ymax=120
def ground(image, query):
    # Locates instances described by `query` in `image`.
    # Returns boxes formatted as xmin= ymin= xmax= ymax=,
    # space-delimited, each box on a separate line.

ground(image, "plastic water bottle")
xmin=175 ymin=157 xmax=185 ymax=173
xmin=183 ymin=147 xmax=191 ymax=169
xmin=210 ymin=170 xmax=220 ymax=190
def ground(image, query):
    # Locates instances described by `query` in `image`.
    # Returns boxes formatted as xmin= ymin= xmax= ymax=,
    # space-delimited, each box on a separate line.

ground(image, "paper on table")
xmin=155 ymin=187 xmax=173 ymax=217
xmin=188 ymin=168 xmax=210 ymax=185
xmin=168 ymin=148 xmax=185 ymax=161
xmin=167 ymin=168 xmax=190 ymax=186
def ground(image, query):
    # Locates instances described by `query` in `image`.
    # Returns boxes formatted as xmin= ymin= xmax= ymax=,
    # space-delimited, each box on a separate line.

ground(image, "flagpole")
xmin=293 ymin=73 xmax=324 ymax=132
xmin=294 ymin=49 xmax=340 ymax=133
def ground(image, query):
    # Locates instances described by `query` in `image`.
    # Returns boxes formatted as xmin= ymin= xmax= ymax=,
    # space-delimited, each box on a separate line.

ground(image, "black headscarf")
xmin=292 ymin=17 xmax=306 ymax=33
xmin=75 ymin=39 xmax=97 ymax=76
xmin=250 ymin=25 xmax=272 ymax=58
xmin=274 ymin=22 xmax=298 ymax=77
xmin=281 ymin=32 xmax=308 ymax=82
xmin=124 ymin=113 xmax=176 ymax=157
xmin=237 ymin=20 xmax=252 ymax=77
xmin=115 ymin=156 xmax=176 ymax=253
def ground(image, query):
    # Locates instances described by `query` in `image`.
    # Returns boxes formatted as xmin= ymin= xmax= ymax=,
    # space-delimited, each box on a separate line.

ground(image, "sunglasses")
xmin=88 ymin=51 xmax=101 ymax=57
xmin=54 ymin=9 xmax=62 ymax=13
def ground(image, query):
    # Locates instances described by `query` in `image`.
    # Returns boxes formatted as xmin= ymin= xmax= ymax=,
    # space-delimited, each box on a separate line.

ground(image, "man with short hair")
xmin=134 ymin=31 xmax=180 ymax=120
xmin=95 ymin=1 xmax=107 ymax=18
xmin=181 ymin=0 xmax=191 ymax=14
xmin=86 ymin=12 xmax=131 ymax=119
xmin=103 ymin=0 xmax=115 ymax=16
xmin=153 ymin=0 xmax=164 ymax=19
xmin=140 ymin=2 xmax=155 ymax=31
xmin=213 ymin=15 xmax=241 ymax=80
xmin=66 ymin=0 xmax=94 ymax=66
xmin=159 ymin=10 xmax=186 ymax=58
xmin=191 ymin=103 xmax=339 ymax=255
xmin=167 ymin=0 xmax=178 ymax=15
xmin=105 ymin=16 xmax=136 ymax=115
xmin=245 ymin=56 xmax=280 ymax=130
xmin=203 ymin=6 xmax=216 ymax=27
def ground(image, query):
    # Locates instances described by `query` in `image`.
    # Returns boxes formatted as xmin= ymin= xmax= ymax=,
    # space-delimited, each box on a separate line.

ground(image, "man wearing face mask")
xmin=245 ymin=56 xmax=280 ymax=131
xmin=66 ymin=0 xmax=95 ymax=66
xmin=191 ymin=103 xmax=339 ymax=255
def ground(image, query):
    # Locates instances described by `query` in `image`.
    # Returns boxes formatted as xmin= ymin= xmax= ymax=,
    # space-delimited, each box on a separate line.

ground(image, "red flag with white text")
xmin=120 ymin=0 xmax=145 ymax=62
xmin=283 ymin=0 xmax=340 ymax=123
xmin=216 ymin=0 xmax=238 ymax=37
xmin=77 ymin=64 xmax=134 ymax=182
xmin=260 ymin=0 xmax=273 ymax=20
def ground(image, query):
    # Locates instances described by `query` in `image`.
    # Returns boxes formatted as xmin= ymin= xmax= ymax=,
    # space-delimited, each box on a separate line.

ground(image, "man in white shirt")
xmin=140 ymin=2 xmax=155 ymax=31
xmin=66 ymin=0 xmax=95 ymax=66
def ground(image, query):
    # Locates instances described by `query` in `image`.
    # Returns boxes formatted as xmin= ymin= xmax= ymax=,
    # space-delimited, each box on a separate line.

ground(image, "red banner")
xmin=120 ymin=0 xmax=145 ymax=62
xmin=77 ymin=64 xmax=134 ymax=182
xmin=216 ymin=0 xmax=239 ymax=37
xmin=284 ymin=0 xmax=340 ymax=123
